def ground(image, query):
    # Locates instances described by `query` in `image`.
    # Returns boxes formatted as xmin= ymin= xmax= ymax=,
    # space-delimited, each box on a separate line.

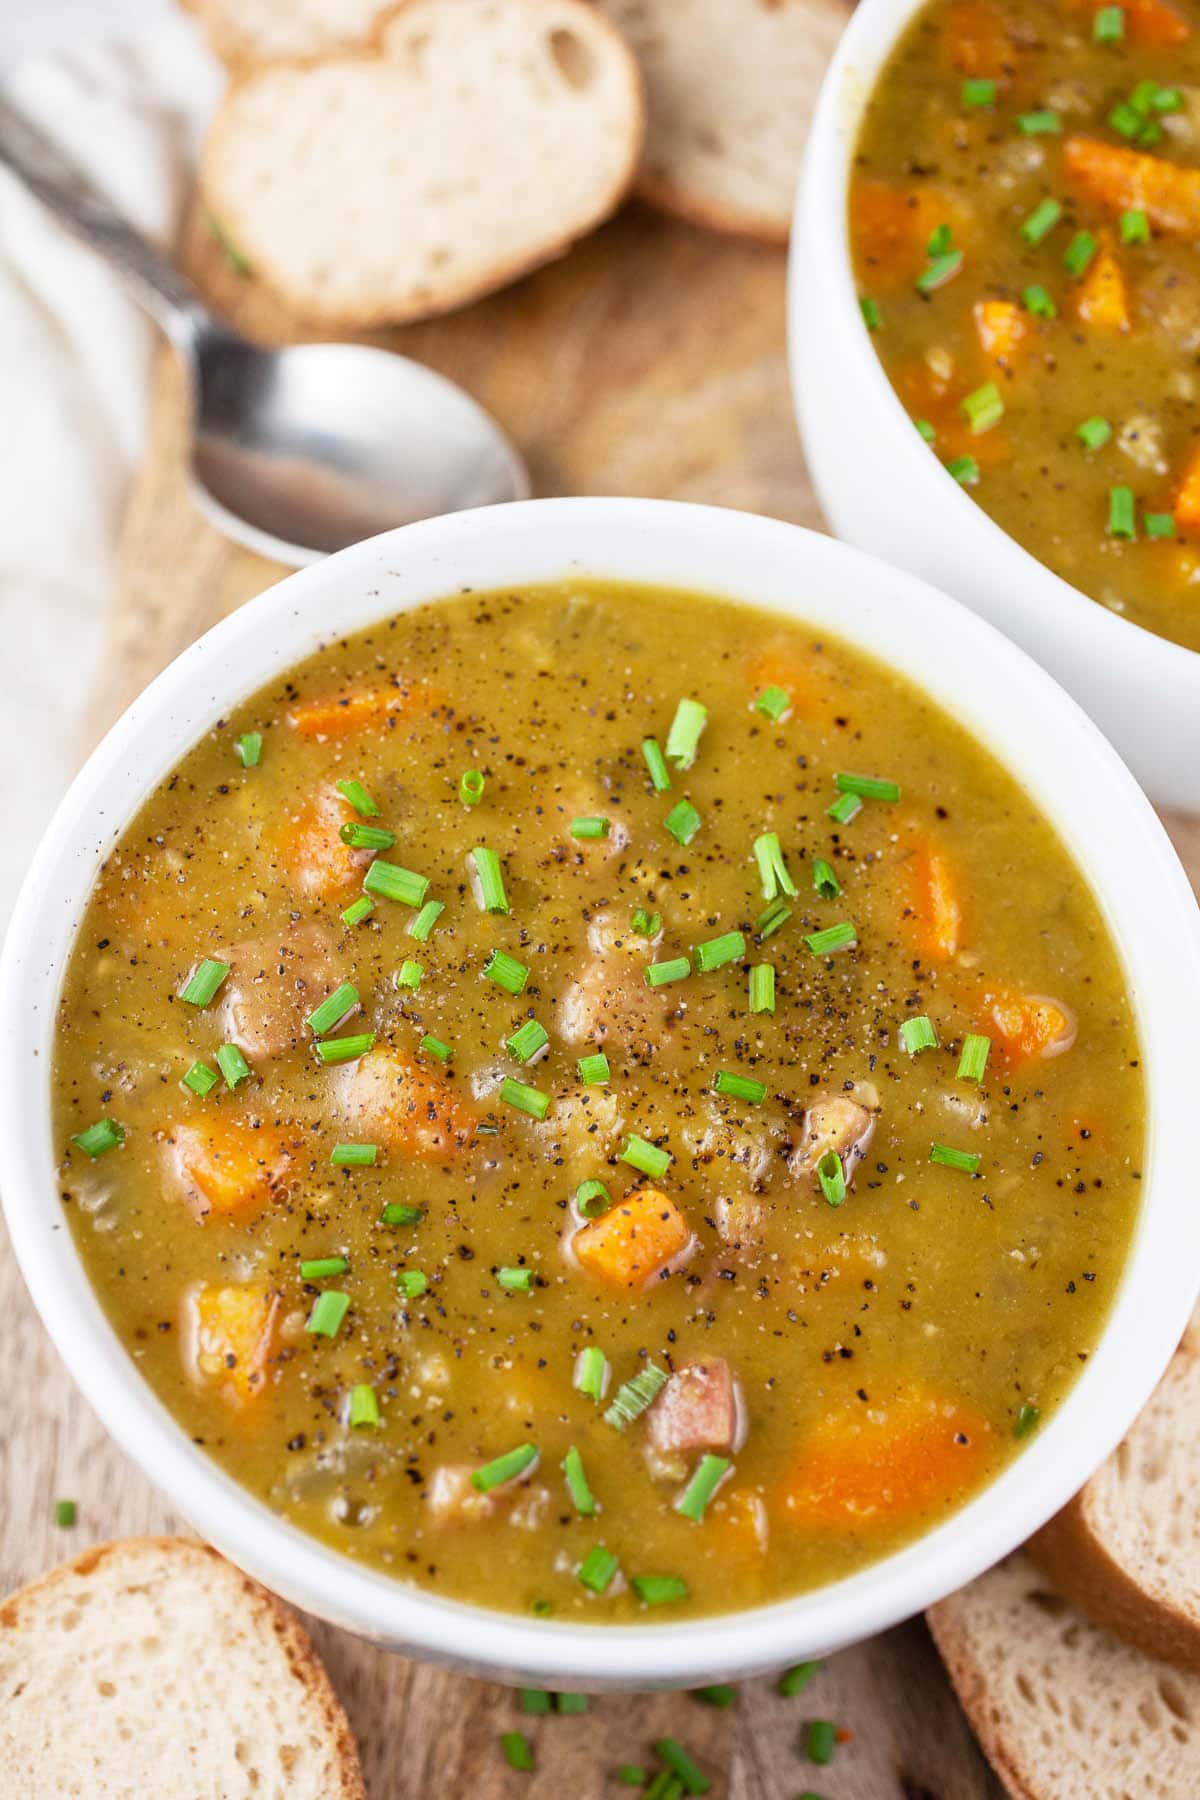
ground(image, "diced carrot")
xmin=850 ymin=181 xmax=974 ymax=291
xmin=1078 ymin=0 xmax=1190 ymax=44
xmin=905 ymin=837 xmax=964 ymax=963
xmin=973 ymin=299 xmax=1028 ymax=368
xmin=710 ymin=1486 xmax=770 ymax=1560
xmin=273 ymin=787 xmax=366 ymax=901
xmin=572 ymin=1188 xmax=692 ymax=1290
xmin=1145 ymin=541 xmax=1200 ymax=592
xmin=1174 ymin=442 xmax=1200 ymax=534
xmin=891 ymin=361 xmax=1011 ymax=468
xmin=939 ymin=0 xmax=1015 ymax=75
xmin=340 ymin=1047 xmax=475 ymax=1165
xmin=185 ymin=1282 xmax=279 ymax=1407
xmin=287 ymin=680 xmax=447 ymax=740
xmin=742 ymin=636 xmax=842 ymax=721
xmin=983 ymin=988 xmax=1077 ymax=1067
xmin=1074 ymin=241 xmax=1129 ymax=333
xmin=1063 ymin=138 xmax=1200 ymax=238
xmin=166 ymin=1119 xmax=289 ymax=1221
xmin=779 ymin=1388 xmax=991 ymax=1530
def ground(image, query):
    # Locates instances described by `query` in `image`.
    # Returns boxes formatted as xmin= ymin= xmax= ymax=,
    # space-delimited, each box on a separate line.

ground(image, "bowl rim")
xmin=3 ymin=495 xmax=1199 ymax=1686
xmin=790 ymin=0 xmax=1200 ymax=679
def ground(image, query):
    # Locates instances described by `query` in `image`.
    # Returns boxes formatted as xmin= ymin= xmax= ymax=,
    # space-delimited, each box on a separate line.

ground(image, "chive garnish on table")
xmin=665 ymin=697 xmax=708 ymax=770
xmin=179 ymin=958 xmax=229 ymax=1007
xmin=930 ymin=1143 xmax=981 ymax=1174
xmin=54 ymin=1499 xmax=76 ymax=1528
xmin=575 ymin=1179 xmax=611 ymax=1219
xmin=507 ymin=1018 xmax=548 ymax=1063
xmin=619 ymin=1134 xmax=672 ymax=1179
xmin=330 ymin=1142 xmax=378 ymax=1167
xmin=807 ymin=1720 xmax=837 ymax=1766
xmin=664 ymin=799 xmax=701 ymax=845
xmin=899 ymin=1015 xmax=938 ymax=1056
xmin=556 ymin=1693 xmax=588 ymax=1715
xmin=753 ymin=831 xmax=798 ymax=899
xmin=336 ymin=778 xmax=379 ymax=816
xmin=562 ymin=1445 xmax=597 ymax=1516
xmin=604 ymin=1363 xmax=668 ymax=1429
xmin=305 ymin=1290 xmax=350 ymax=1337
xmin=749 ymin=963 xmax=775 ymax=1014
xmin=520 ymin=1689 xmax=551 ymax=1715
xmin=363 ymin=860 xmax=429 ymax=907
xmin=693 ymin=1685 xmax=737 ymax=1708
xmin=675 ymin=1454 xmax=731 ymax=1523
xmin=501 ymin=1077 xmax=550 ymax=1120
xmin=778 ymin=1660 xmax=821 ymax=1698
xmin=714 ymin=1071 xmax=766 ymax=1105
xmin=348 ymin=1384 xmax=379 ymax=1429
xmin=484 ymin=949 xmax=529 ymax=995
xmin=181 ymin=1060 xmax=219 ymax=1099
xmin=235 ymin=731 xmax=262 ymax=768
xmin=654 ymin=1736 xmax=711 ymax=1795
xmin=71 ymin=1118 xmax=124 ymax=1159
xmin=500 ymin=1731 xmax=535 ymax=1773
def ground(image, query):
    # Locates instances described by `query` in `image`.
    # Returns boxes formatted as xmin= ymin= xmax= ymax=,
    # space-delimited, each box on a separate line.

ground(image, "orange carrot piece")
xmin=1074 ymin=242 xmax=1129 ymax=332
xmin=166 ymin=1119 xmax=289 ymax=1221
xmin=287 ymin=681 xmax=446 ymax=740
xmin=742 ymin=637 xmax=841 ymax=720
xmin=973 ymin=299 xmax=1028 ymax=367
xmin=711 ymin=1486 xmax=770 ymax=1560
xmin=340 ymin=1047 xmax=475 ymax=1165
xmin=1063 ymin=138 xmax=1200 ymax=238
xmin=939 ymin=0 xmax=1014 ymax=75
xmin=891 ymin=362 xmax=1011 ymax=468
xmin=779 ymin=1389 xmax=991 ymax=1530
xmin=573 ymin=1188 xmax=692 ymax=1290
xmin=984 ymin=989 xmax=1077 ymax=1066
xmin=274 ymin=787 xmax=365 ymax=901
xmin=186 ymin=1282 xmax=278 ymax=1407
xmin=850 ymin=182 xmax=973 ymax=291
xmin=1174 ymin=442 xmax=1200 ymax=534
xmin=906 ymin=838 xmax=964 ymax=963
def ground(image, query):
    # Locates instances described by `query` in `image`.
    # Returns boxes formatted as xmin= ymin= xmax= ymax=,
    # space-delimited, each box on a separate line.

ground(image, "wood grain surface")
xmin=5 ymin=196 xmax=1195 ymax=1800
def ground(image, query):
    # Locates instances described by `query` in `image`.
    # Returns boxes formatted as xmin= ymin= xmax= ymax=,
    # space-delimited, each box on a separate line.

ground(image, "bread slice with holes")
xmin=0 ymin=1537 xmax=365 ymax=1799
xmin=1028 ymin=1341 xmax=1200 ymax=1671
xmin=594 ymin=0 xmax=851 ymax=243
xmin=928 ymin=1551 xmax=1200 ymax=1799
xmin=183 ymin=0 xmax=390 ymax=67
xmin=199 ymin=0 xmax=645 ymax=328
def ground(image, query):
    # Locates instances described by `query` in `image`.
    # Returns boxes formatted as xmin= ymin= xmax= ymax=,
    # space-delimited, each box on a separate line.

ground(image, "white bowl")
xmin=789 ymin=0 xmax=1200 ymax=814
xmin=2 ymin=498 xmax=1198 ymax=1689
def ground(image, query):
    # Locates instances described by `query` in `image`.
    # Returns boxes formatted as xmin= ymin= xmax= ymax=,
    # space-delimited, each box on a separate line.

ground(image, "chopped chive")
xmin=947 ymin=454 xmax=981 ymax=486
xmin=646 ymin=955 xmax=692 ymax=988
xmin=632 ymin=1574 xmax=690 ymax=1607
xmin=926 ymin=222 xmax=954 ymax=258
xmin=749 ymin=963 xmax=775 ymax=1014
xmin=520 ymin=1689 xmax=552 ymax=1715
xmin=235 ymin=731 xmax=262 ymax=767
xmin=179 ymin=958 xmax=230 ymax=1007
xmin=562 ymin=1445 xmax=597 ymax=1516
xmin=575 ymin=1344 xmax=610 ymax=1400
xmin=307 ymin=981 xmax=359 ymax=1036
xmin=341 ymin=896 xmax=374 ymax=927
xmin=380 ymin=1202 xmax=423 ymax=1227
xmin=578 ymin=1051 xmax=611 ymax=1085
xmin=915 ymin=250 xmax=964 ymax=295
xmin=899 ymin=1015 xmax=938 ymax=1055
xmin=570 ymin=815 xmax=611 ymax=840
xmin=835 ymin=771 xmax=901 ymax=803
xmin=1015 ymin=1401 xmax=1042 ymax=1438
xmin=575 ymin=1179 xmax=611 ymax=1219
xmin=507 ymin=1018 xmax=549 ymax=1063
xmin=665 ymin=698 xmax=708 ymax=770
xmin=578 ymin=1544 xmax=620 ymax=1593
xmin=306 ymin=1289 xmax=350 ymax=1337
xmin=1136 ymin=118 xmax=1163 ymax=147
xmin=619 ymin=1134 xmax=671 ymax=1179
xmin=316 ymin=1032 xmax=375 ymax=1064
xmin=1094 ymin=3 xmax=1125 ymax=40
xmin=859 ymin=295 xmax=882 ymax=331
xmin=340 ymin=822 xmax=395 ymax=851
xmin=914 ymin=419 xmax=938 ymax=450
xmin=1063 ymin=230 xmax=1098 ymax=277
xmin=695 ymin=930 xmax=745 ymax=972
xmin=1108 ymin=485 xmax=1137 ymax=539
xmin=807 ymin=1720 xmax=837 ymax=1765
xmin=300 ymin=1256 xmax=347 ymax=1280
xmin=484 ymin=949 xmax=529 ymax=995
xmin=1108 ymin=98 xmax=1143 ymax=137
xmin=811 ymin=857 xmax=840 ymax=900
xmin=753 ymin=831 xmax=799 ymax=899
xmin=817 ymin=1149 xmax=847 ymax=1208
xmin=619 ymin=1767 xmax=647 ymax=1787
xmin=1021 ymin=196 xmax=1062 ymax=245
xmin=957 ymin=1033 xmax=991 ymax=1082
xmin=363 ymin=860 xmax=429 ymax=907
xmin=469 ymin=846 xmax=509 ymax=914
xmin=961 ymin=382 xmax=1005 ymax=434
xmin=54 ymin=1499 xmax=76 ymax=1528
xmin=930 ymin=1142 xmax=981 ymax=1173
xmin=500 ymin=1731 xmax=535 ymax=1772
xmin=397 ymin=1268 xmax=427 ymax=1299
xmin=675 ymin=1454 xmax=731 ymax=1524
xmin=498 ymin=1266 xmax=533 ymax=1292
xmin=1129 ymin=77 xmax=1159 ymax=114
xmin=1077 ymin=415 xmax=1112 ymax=450
xmin=755 ymin=684 xmax=791 ymax=720
xmin=826 ymin=791 xmax=862 ymax=825
xmin=408 ymin=899 xmax=444 ymax=942
xmin=181 ymin=1060 xmax=218 ymax=1098
xmin=71 ymin=1118 xmax=124 ymax=1159
xmin=961 ymin=76 xmax=996 ymax=106
xmin=778 ymin=1661 xmax=821 ymax=1697
xmin=631 ymin=907 xmax=662 ymax=938
xmin=756 ymin=899 xmax=792 ymax=939
xmin=556 ymin=1693 xmax=588 ymax=1715
xmin=472 ymin=1442 xmax=538 ymax=1493
xmin=418 ymin=1034 xmax=453 ymax=1062
xmin=395 ymin=959 xmax=423 ymax=992
xmin=655 ymin=1737 xmax=711 ymax=1795
xmin=1145 ymin=512 xmax=1176 ymax=539
xmin=714 ymin=1070 xmax=766 ymax=1105
xmin=805 ymin=922 xmax=857 ymax=957
xmin=347 ymin=1383 xmax=379 ymax=1428
xmin=1153 ymin=86 xmax=1182 ymax=112
xmin=1022 ymin=283 xmax=1057 ymax=318
xmin=330 ymin=1142 xmax=378 ymax=1167
xmin=215 ymin=1043 xmax=251 ymax=1089
xmin=1120 ymin=206 xmax=1149 ymax=244
xmin=500 ymin=1077 xmax=550 ymax=1120
xmin=1017 ymin=108 xmax=1060 ymax=134
xmin=642 ymin=737 xmax=672 ymax=792
xmin=664 ymin=799 xmax=701 ymax=845
xmin=693 ymin=1685 xmax=737 ymax=1708
xmin=335 ymin=778 xmax=378 ymax=816
xmin=604 ymin=1362 xmax=668 ymax=1430
xmin=459 ymin=769 xmax=485 ymax=808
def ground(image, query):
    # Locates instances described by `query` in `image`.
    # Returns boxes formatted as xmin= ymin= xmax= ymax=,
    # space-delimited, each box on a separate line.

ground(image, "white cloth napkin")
xmin=0 ymin=17 xmax=221 ymax=930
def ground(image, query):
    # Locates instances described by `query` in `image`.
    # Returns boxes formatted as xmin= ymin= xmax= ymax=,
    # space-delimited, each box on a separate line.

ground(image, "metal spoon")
xmin=0 ymin=96 xmax=529 ymax=566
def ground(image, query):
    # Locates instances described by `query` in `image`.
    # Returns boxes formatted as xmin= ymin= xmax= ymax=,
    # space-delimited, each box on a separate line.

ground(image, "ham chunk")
xmin=648 ymin=1357 xmax=740 ymax=1456
xmin=558 ymin=956 xmax=675 ymax=1060
xmin=219 ymin=920 xmax=346 ymax=1059
xmin=788 ymin=1094 xmax=875 ymax=1188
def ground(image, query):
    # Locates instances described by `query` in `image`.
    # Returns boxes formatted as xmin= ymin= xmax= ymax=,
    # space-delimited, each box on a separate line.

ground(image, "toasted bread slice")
xmin=928 ymin=1551 xmax=1200 ymax=1799
xmin=199 ymin=0 xmax=645 ymax=328
xmin=0 ymin=1537 xmax=364 ymax=1799
xmin=184 ymin=0 xmax=389 ymax=67
xmin=1029 ymin=1342 xmax=1200 ymax=1670
xmin=595 ymin=0 xmax=851 ymax=243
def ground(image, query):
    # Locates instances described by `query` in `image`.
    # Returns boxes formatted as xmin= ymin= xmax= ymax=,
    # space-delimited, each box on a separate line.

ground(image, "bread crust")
xmin=925 ymin=1593 xmax=1040 ymax=1800
xmin=186 ymin=0 xmax=394 ymax=72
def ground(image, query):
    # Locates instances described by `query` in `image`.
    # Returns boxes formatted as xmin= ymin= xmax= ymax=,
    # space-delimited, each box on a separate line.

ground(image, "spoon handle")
xmin=0 ymin=94 xmax=206 ymax=345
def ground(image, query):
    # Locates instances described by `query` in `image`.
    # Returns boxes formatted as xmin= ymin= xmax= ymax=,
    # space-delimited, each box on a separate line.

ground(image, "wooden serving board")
xmin=5 ymin=196 xmax=1196 ymax=1800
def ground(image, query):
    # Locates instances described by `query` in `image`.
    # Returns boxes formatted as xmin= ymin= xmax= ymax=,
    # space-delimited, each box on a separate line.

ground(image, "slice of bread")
xmin=928 ymin=1551 xmax=1200 ymax=1799
xmin=1029 ymin=1344 xmax=1200 ymax=1671
xmin=594 ymin=0 xmax=852 ymax=244
xmin=184 ymin=0 xmax=390 ymax=67
xmin=0 ymin=1537 xmax=365 ymax=1799
xmin=199 ymin=0 xmax=645 ymax=328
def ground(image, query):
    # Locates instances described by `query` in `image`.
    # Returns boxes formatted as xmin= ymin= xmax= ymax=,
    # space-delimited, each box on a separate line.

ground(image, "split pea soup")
xmin=851 ymin=0 xmax=1200 ymax=653
xmin=53 ymin=580 xmax=1143 ymax=1621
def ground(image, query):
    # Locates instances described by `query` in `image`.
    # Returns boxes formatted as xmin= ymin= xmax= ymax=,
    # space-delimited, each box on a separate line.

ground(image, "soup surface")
xmin=54 ymin=581 xmax=1143 ymax=1620
xmin=850 ymin=0 xmax=1200 ymax=653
